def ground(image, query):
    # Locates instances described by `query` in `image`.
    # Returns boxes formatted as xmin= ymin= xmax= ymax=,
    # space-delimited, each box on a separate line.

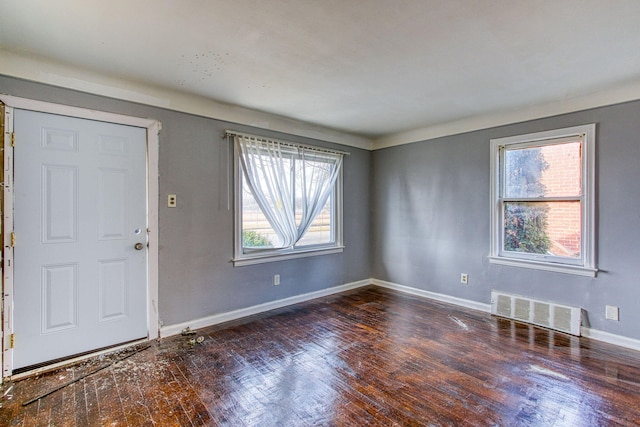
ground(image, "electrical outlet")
xmin=460 ymin=273 xmax=468 ymax=284
xmin=273 ymin=274 xmax=280 ymax=286
xmin=605 ymin=305 xmax=619 ymax=321
xmin=167 ymin=194 xmax=177 ymax=208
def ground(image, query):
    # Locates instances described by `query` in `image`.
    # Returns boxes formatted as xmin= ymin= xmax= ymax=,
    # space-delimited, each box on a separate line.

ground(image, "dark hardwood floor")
xmin=2 ymin=285 xmax=640 ymax=426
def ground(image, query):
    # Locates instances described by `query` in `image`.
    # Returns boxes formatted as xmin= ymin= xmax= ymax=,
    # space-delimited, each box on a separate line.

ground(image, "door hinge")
xmin=11 ymin=132 xmax=15 ymax=147
xmin=9 ymin=334 xmax=14 ymax=349
xmin=10 ymin=232 xmax=15 ymax=247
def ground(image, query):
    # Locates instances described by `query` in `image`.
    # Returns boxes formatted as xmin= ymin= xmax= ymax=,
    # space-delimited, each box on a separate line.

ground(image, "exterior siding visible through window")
xmin=540 ymin=143 xmax=582 ymax=257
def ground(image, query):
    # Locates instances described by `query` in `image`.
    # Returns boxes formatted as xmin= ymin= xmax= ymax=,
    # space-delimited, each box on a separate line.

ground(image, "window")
xmin=231 ymin=132 xmax=345 ymax=266
xmin=489 ymin=124 xmax=596 ymax=276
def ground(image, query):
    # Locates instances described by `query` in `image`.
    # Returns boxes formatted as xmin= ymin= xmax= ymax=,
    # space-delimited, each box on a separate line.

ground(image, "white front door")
xmin=12 ymin=109 xmax=148 ymax=370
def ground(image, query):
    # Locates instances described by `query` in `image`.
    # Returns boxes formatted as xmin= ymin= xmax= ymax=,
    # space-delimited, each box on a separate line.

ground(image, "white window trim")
xmin=232 ymin=137 xmax=344 ymax=267
xmin=489 ymin=124 xmax=597 ymax=277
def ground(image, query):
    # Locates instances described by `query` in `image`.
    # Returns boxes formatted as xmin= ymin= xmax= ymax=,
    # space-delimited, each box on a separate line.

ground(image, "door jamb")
xmin=0 ymin=94 xmax=160 ymax=379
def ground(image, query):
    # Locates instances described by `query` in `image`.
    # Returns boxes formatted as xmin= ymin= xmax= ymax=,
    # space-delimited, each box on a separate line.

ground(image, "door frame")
xmin=0 ymin=94 xmax=160 ymax=379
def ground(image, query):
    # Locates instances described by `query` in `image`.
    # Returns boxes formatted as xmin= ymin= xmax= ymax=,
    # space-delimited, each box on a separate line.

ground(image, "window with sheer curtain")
xmin=230 ymin=132 xmax=345 ymax=266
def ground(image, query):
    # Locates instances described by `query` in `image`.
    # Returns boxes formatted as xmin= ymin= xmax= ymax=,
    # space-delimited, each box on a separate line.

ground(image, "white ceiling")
xmin=2 ymin=0 xmax=640 ymax=146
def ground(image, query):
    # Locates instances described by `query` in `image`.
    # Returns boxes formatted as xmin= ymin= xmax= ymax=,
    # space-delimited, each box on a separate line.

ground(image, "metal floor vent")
xmin=490 ymin=291 xmax=582 ymax=336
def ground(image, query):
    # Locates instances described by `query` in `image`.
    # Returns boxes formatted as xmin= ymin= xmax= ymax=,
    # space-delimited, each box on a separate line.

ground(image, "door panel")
xmin=98 ymin=259 xmax=128 ymax=321
xmin=13 ymin=109 xmax=148 ymax=369
xmin=42 ymin=164 xmax=78 ymax=242
xmin=42 ymin=263 xmax=78 ymax=333
xmin=98 ymin=168 xmax=128 ymax=239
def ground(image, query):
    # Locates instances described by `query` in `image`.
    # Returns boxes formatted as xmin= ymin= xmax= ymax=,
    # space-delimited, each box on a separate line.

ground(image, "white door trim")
xmin=0 ymin=94 xmax=160 ymax=378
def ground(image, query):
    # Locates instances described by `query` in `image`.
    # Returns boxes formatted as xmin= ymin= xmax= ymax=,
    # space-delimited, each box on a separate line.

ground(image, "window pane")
xmin=293 ymin=156 xmax=335 ymax=247
xmin=241 ymin=178 xmax=278 ymax=249
xmin=540 ymin=142 xmax=582 ymax=197
xmin=504 ymin=201 xmax=581 ymax=259
xmin=296 ymin=195 xmax=333 ymax=246
xmin=504 ymin=142 xmax=581 ymax=198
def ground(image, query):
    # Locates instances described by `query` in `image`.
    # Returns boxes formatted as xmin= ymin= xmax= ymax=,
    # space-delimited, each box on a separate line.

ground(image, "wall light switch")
xmin=168 ymin=194 xmax=177 ymax=208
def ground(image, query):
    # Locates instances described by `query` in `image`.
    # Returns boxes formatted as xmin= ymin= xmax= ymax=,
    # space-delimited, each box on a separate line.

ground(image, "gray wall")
xmin=372 ymin=100 xmax=640 ymax=339
xmin=4 ymin=74 xmax=640 ymax=342
xmin=0 ymin=75 xmax=372 ymax=327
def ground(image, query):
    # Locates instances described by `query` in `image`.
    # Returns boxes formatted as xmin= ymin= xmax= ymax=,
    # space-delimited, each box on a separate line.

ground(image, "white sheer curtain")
xmin=235 ymin=134 xmax=343 ymax=249
xmin=295 ymin=150 xmax=342 ymax=239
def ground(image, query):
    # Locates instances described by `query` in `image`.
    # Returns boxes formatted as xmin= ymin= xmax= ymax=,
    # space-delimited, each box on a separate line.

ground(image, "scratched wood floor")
xmin=2 ymin=285 xmax=640 ymax=426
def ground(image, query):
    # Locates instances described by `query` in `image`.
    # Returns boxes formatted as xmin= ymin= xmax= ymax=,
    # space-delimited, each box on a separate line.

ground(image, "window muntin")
xmin=490 ymin=125 xmax=596 ymax=276
xmin=233 ymin=134 xmax=344 ymax=266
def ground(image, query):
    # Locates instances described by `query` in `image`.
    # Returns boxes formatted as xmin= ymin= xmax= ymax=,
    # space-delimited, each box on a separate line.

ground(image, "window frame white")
xmin=232 ymin=136 xmax=344 ymax=267
xmin=489 ymin=124 xmax=597 ymax=277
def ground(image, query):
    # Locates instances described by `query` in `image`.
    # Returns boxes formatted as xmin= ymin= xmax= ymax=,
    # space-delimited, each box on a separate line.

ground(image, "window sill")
xmin=233 ymin=246 xmax=344 ymax=267
xmin=488 ymin=256 xmax=597 ymax=277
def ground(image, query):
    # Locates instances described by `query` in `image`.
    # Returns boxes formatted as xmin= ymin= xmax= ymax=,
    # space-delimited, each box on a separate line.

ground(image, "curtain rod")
xmin=224 ymin=130 xmax=350 ymax=156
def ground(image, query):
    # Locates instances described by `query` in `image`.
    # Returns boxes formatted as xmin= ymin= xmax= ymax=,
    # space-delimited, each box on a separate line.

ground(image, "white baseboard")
xmin=160 ymin=279 xmax=371 ymax=337
xmin=374 ymin=279 xmax=640 ymax=352
xmin=371 ymin=278 xmax=491 ymax=313
xmin=581 ymin=326 xmax=640 ymax=352
xmin=162 ymin=277 xmax=640 ymax=353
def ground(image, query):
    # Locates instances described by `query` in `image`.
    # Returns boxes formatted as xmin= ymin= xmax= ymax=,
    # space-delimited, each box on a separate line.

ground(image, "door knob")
xmin=134 ymin=242 xmax=144 ymax=250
